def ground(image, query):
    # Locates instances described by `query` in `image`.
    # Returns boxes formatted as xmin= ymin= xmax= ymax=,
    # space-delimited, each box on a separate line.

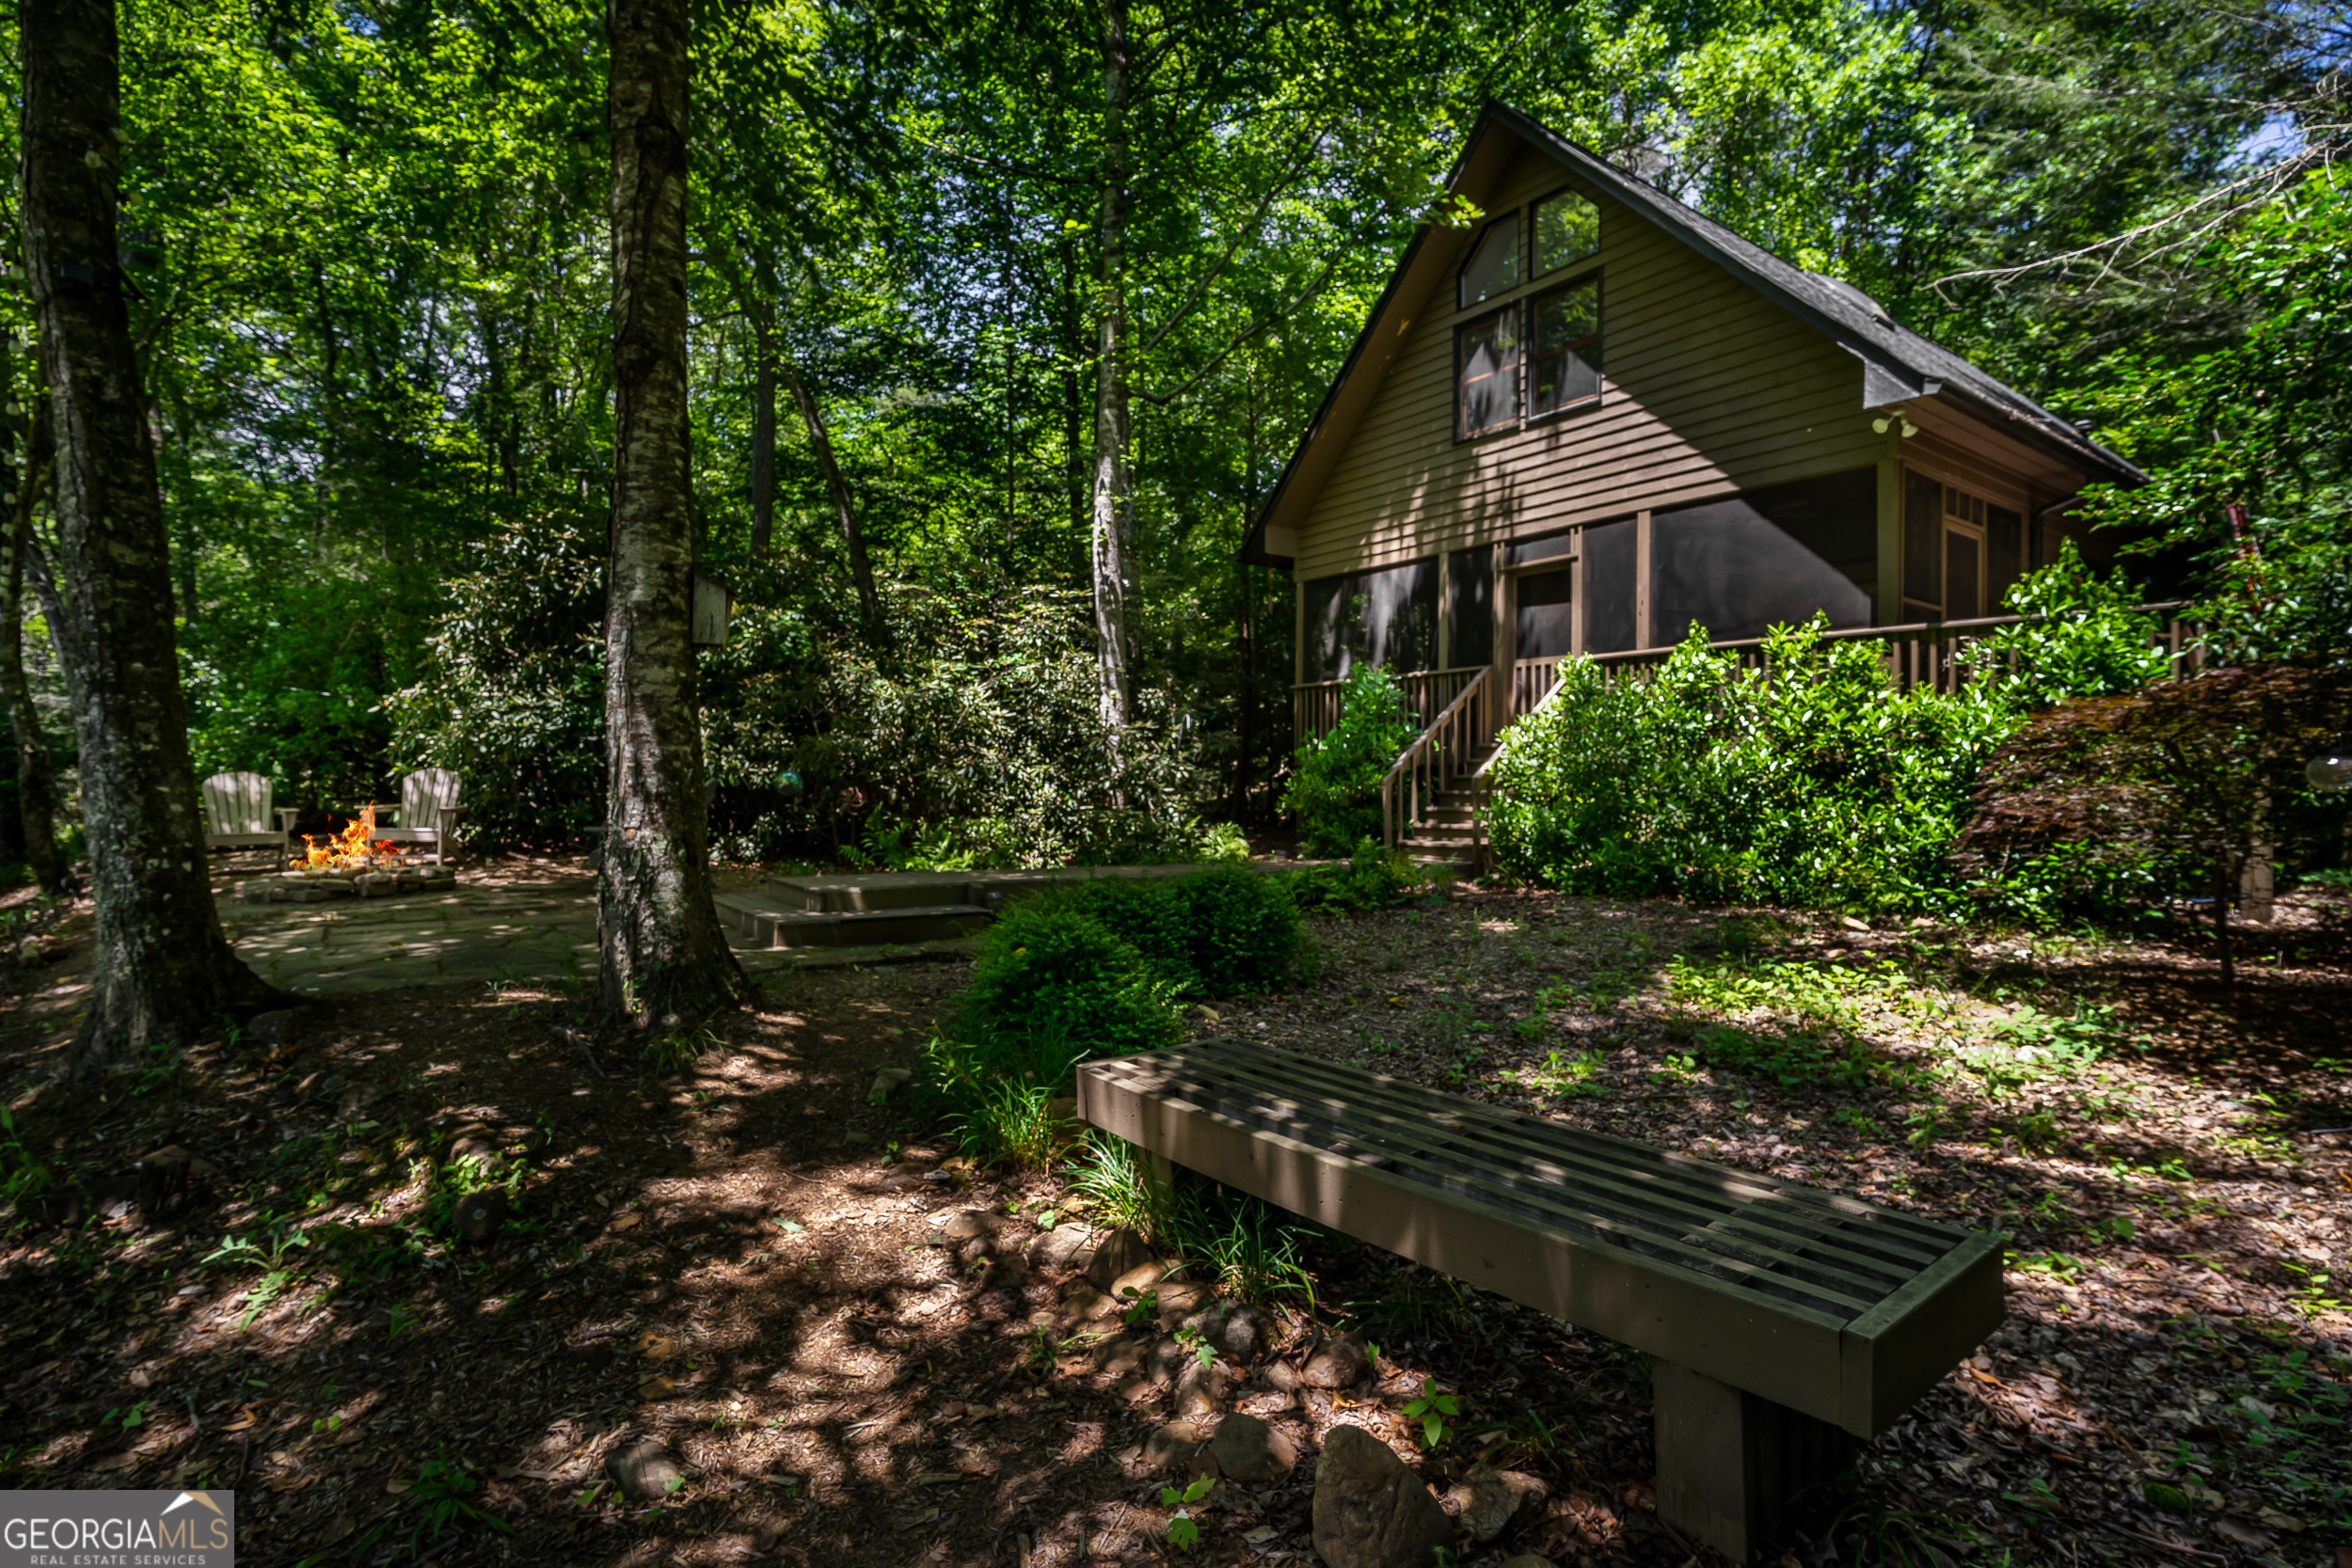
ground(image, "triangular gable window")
xmin=1458 ymin=215 xmax=1519 ymax=309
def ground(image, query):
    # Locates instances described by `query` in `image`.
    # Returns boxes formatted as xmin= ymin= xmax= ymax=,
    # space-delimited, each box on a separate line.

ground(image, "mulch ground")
xmin=1 ymin=872 xmax=2348 ymax=1568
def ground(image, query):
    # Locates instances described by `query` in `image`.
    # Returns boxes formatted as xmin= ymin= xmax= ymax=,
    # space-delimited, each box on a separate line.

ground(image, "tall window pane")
xmin=1534 ymin=191 xmax=1598 ymax=275
xmin=1530 ymin=279 xmax=1601 ymax=415
xmin=1446 ymin=548 xmax=1494 ymax=668
xmin=1455 ymin=307 xmax=1521 ymax=438
xmin=1303 ymin=561 xmax=1439 ymax=681
xmin=1458 ymin=214 xmax=1520 ymax=309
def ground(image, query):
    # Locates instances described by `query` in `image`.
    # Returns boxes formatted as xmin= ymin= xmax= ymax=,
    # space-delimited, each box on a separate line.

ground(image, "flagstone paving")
xmin=211 ymin=855 xmax=973 ymax=994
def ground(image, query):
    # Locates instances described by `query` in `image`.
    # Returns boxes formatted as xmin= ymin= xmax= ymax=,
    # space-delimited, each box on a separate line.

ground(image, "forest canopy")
xmin=1 ymin=0 xmax=2344 ymax=865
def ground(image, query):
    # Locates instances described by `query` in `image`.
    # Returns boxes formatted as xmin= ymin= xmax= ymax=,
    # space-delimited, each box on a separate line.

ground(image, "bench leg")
xmin=1653 ymin=1360 xmax=1853 ymax=1562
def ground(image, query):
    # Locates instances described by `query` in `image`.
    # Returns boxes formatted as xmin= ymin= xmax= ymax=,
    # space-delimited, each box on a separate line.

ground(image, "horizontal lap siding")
xmin=1296 ymin=145 xmax=1880 ymax=579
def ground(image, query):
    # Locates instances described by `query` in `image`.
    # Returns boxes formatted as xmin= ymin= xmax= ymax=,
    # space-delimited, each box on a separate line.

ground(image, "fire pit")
xmin=238 ymin=807 xmax=459 ymax=904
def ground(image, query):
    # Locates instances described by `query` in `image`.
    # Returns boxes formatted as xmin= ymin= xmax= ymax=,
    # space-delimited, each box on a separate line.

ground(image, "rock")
xmin=606 ymin=1434 xmax=691 ymax=1501
xmin=1302 ymin=1331 xmax=1370 ymax=1389
xmin=453 ymin=1191 xmax=510 ymax=1245
xmin=1311 ymin=1423 xmax=1452 ymax=1568
xmin=1205 ymin=1413 xmax=1296 ymax=1483
xmin=1263 ymin=1359 xmax=1300 ymax=1392
xmin=1147 ymin=1338 xmax=1191 ymax=1382
xmin=979 ymin=1255 xmax=1026 ymax=1291
xmin=1109 ymin=1260 xmax=1169 ymax=1301
xmin=1172 ymin=1358 xmax=1223 ymax=1418
xmin=1085 ymin=1227 xmax=1153 ymax=1289
xmin=1063 ymin=1287 xmax=1116 ymax=1321
xmin=1445 ymin=1465 xmax=1549 ymax=1543
xmin=867 ymin=1066 xmax=914 ymax=1103
xmin=1184 ymin=1302 xmax=1274 ymax=1361
xmin=133 ymin=1146 xmax=221 ymax=1211
xmin=337 ymin=1082 xmax=380 ymax=1117
xmin=940 ymin=1209 xmax=999 ymax=1243
xmin=1143 ymin=1418 xmax=1215 ymax=1472
xmin=448 ymin=1134 xmax=502 ymax=1168
xmin=1153 ymin=1282 xmax=1211 ymax=1324
xmin=1096 ymin=1338 xmax=1151 ymax=1378
xmin=247 ymin=1009 xmax=298 ymax=1051
xmin=1028 ymin=1224 xmax=1093 ymax=1275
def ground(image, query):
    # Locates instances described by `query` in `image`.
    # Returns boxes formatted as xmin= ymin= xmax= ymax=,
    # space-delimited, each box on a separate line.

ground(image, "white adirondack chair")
xmin=366 ymin=769 xmax=465 ymax=863
xmin=200 ymin=772 xmax=297 ymax=857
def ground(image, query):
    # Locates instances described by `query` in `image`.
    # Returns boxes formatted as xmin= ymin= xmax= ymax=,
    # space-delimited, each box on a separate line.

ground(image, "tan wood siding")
xmin=1295 ymin=142 xmax=1886 ymax=579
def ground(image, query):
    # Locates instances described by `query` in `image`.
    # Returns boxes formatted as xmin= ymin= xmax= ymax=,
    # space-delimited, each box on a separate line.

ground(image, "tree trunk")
xmin=1 ymin=407 xmax=65 ymax=894
xmin=1089 ymin=0 xmax=1136 ymax=738
xmin=598 ymin=0 xmax=743 ymax=1026
xmin=748 ymin=298 xmax=776 ymax=559
xmin=21 ymin=0 xmax=282 ymax=1069
xmin=779 ymin=362 xmax=882 ymax=635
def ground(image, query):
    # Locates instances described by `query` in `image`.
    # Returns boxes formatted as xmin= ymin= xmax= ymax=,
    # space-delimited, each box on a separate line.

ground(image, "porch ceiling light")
xmin=2307 ymin=751 xmax=2352 ymax=791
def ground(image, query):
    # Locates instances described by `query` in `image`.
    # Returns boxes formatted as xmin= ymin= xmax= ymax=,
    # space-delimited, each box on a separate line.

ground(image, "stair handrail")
xmin=1380 ymin=668 xmax=1491 ymax=849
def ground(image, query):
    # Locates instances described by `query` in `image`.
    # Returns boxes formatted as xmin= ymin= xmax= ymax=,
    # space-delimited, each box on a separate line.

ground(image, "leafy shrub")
xmin=1487 ymin=619 xmax=2015 ymax=915
xmin=1969 ymin=541 xmax=2173 ymax=709
xmin=1176 ymin=863 xmax=1302 ymax=994
xmin=1284 ymin=840 xmax=1431 ymax=912
xmin=1958 ymin=661 xmax=2352 ymax=948
xmin=1058 ymin=878 xmax=1199 ymax=990
xmin=1282 ymin=664 xmax=1414 ymax=858
xmin=950 ymin=900 xmax=1181 ymax=1075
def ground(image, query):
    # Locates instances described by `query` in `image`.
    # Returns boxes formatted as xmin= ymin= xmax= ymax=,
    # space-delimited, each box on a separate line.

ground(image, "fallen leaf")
xmin=129 ymin=1368 xmax=153 ymax=1388
xmin=2214 ymin=1518 xmax=2271 ymax=1548
xmin=87 ymin=1452 xmax=140 ymax=1472
xmin=269 ymin=1474 xmax=315 ymax=1494
xmin=1245 ymin=1527 xmax=1279 ymax=1544
xmin=2256 ymin=1508 xmax=2306 ymax=1532
xmin=219 ymin=1405 xmax=258 ymax=1433
xmin=609 ymin=1213 xmax=641 ymax=1233
xmin=635 ymin=1331 xmax=680 ymax=1360
xmin=333 ymin=1425 xmax=364 ymax=1447
xmin=386 ymin=1477 xmax=412 ymax=1496
xmin=638 ymin=1375 xmax=676 ymax=1401
xmin=914 ymin=1471 xmax=965 ymax=1485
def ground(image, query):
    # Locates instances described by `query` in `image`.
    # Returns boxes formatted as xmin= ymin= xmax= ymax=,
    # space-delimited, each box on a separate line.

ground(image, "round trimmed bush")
xmin=1177 ymin=863 xmax=1302 ymax=995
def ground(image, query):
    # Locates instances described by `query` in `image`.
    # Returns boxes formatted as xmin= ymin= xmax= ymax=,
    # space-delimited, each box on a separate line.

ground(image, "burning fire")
xmin=293 ymin=806 xmax=407 ymax=874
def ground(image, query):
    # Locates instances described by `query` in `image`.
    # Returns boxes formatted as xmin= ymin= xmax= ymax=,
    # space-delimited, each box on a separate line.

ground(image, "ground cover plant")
xmin=6 ymin=863 xmax=2348 ymax=1568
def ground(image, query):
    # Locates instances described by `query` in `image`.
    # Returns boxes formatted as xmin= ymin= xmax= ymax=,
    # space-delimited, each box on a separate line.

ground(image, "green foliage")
xmin=1971 ymin=542 xmax=2173 ymax=709
xmin=951 ymin=900 xmax=1183 ymax=1073
xmin=1056 ymin=879 xmax=1199 ymax=991
xmin=1401 ymin=1378 xmax=1461 ymax=1449
xmin=949 ymin=1078 xmax=1070 ymax=1173
xmin=0 ymin=1106 xmax=54 ymax=1230
xmin=1175 ymin=863 xmax=1303 ymax=995
xmin=1488 ymin=619 xmax=2015 ymax=915
xmin=1161 ymin=1475 xmax=1215 ymax=1552
xmin=1069 ymin=1131 xmax=1179 ymax=1245
xmin=1282 ymin=840 xmax=1431 ymax=913
xmin=1283 ymin=665 xmax=1414 ymax=859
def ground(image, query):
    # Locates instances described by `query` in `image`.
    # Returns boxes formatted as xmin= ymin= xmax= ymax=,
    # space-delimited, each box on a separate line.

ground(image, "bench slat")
xmin=1076 ymin=1038 xmax=2002 ymax=1437
xmin=1198 ymin=1050 xmax=1952 ymax=1280
xmin=1144 ymin=1058 xmax=1888 ymax=1314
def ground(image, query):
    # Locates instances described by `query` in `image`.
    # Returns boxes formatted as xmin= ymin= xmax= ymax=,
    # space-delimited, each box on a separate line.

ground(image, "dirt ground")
xmin=1 ymin=870 xmax=2348 ymax=1568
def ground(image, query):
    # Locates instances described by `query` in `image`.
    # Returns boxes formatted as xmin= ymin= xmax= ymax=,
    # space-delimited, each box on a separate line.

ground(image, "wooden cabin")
xmin=1246 ymin=103 xmax=2145 ymax=745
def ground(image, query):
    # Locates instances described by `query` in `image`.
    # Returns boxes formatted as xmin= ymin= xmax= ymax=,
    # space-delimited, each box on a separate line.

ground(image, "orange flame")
xmin=291 ymin=805 xmax=407 ymax=873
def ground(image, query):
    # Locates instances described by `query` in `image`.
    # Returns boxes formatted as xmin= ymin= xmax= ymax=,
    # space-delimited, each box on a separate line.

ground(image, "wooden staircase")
xmin=1392 ymin=744 xmax=1498 ymax=875
xmin=1381 ymin=671 xmax=1502 ymax=876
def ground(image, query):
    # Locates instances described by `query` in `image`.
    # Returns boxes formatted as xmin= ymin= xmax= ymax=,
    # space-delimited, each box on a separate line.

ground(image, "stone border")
xmin=240 ymin=865 xmax=460 ymax=904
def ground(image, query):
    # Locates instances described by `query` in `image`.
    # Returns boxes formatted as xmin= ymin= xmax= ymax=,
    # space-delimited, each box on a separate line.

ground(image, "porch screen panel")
xmin=1747 ymin=468 xmax=1877 ymax=584
xmin=1945 ymin=531 xmax=1980 ymax=621
xmin=1446 ymin=548 xmax=1494 ymax=669
xmin=1651 ymin=497 xmax=1871 ymax=646
xmin=1987 ymin=506 xmax=2024 ymax=610
xmin=1303 ymin=561 xmax=1439 ymax=683
xmin=1517 ymin=569 xmax=1576 ymax=659
xmin=1902 ymin=471 xmax=1941 ymax=606
xmin=1582 ymin=517 xmax=1637 ymax=653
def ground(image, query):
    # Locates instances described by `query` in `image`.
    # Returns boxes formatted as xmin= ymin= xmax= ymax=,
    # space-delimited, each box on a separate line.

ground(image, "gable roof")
xmin=1242 ymin=101 xmax=2144 ymax=567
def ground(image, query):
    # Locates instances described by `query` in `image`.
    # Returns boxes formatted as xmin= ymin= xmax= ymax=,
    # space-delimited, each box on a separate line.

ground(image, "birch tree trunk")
xmin=1 ymin=406 xmax=65 ymax=895
xmin=598 ymin=0 xmax=743 ymax=1025
xmin=780 ymin=361 xmax=882 ymax=636
xmin=1089 ymin=0 xmax=1136 ymax=738
xmin=21 ymin=0 xmax=282 ymax=1069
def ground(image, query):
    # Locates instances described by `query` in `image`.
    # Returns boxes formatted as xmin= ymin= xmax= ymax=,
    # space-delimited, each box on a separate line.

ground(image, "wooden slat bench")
xmin=1075 ymin=1039 xmax=2003 ymax=1561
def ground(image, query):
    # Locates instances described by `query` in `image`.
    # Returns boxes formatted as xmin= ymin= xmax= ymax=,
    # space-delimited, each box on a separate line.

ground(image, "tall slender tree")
xmin=19 ymin=0 xmax=281 ymax=1069
xmin=1087 ymin=0 xmax=1136 ymax=738
xmin=597 ymin=0 xmax=742 ymax=1023
xmin=0 ymin=403 xmax=64 ymax=894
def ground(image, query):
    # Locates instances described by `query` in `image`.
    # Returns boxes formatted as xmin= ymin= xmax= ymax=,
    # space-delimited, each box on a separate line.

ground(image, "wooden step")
xmin=714 ymin=893 xmax=993 ymax=949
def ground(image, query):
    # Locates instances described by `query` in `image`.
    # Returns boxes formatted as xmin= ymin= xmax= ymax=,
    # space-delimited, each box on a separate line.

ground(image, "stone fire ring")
xmin=240 ymin=864 xmax=459 ymax=904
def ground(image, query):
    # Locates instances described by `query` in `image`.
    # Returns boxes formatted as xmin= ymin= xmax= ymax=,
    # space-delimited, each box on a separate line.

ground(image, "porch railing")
xmin=1380 ymin=668 xmax=1491 ymax=851
xmin=1295 ymin=605 xmax=2198 ymax=745
xmin=1291 ymin=665 xmax=1488 ymax=753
